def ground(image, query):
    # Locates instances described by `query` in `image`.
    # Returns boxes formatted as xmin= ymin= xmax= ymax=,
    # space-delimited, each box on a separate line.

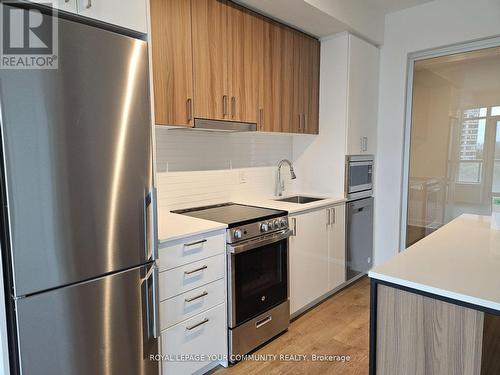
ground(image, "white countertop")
xmin=158 ymin=194 xmax=346 ymax=243
xmin=234 ymin=194 xmax=346 ymax=215
xmin=369 ymin=214 xmax=500 ymax=311
xmin=158 ymin=212 xmax=227 ymax=243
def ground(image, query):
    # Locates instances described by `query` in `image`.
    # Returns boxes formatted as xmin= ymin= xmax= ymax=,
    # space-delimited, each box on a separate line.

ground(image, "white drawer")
xmin=159 ymin=254 xmax=225 ymax=300
xmin=160 ymin=278 xmax=226 ymax=330
xmin=161 ymin=303 xmax=226 ymax=375
xmin=158 ymin=231 xmax=225 ymax=272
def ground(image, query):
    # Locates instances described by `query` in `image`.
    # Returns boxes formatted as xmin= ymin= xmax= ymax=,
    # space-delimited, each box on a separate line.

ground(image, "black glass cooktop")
xmin=172 ymin=203 xmax=287 ymax=228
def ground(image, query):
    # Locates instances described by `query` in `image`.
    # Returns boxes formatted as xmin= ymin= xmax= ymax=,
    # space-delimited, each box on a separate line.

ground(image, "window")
xmin=494 ymin=121 xmax=500 ymax=193
xmin=457 ymin=112 xmax=486 ymax=184
xmin=491 ymin=106 xmax=500 ymax=116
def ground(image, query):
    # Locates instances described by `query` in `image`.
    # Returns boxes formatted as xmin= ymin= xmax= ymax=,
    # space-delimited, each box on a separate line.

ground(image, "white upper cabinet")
xmin=346 ymin=34 xmax=379 ymax=155
xmin=54 ymin=0 xmax=78 ymax=13
xmin=76 ymin=0 xmax=148 ymax=33
xmin=45 ymin=0 xmax=148 ymax=32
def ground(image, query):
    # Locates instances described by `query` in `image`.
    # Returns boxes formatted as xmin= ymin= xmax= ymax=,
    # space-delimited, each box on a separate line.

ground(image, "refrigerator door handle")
xmin=144 ymin=263 xmax=160 ymax=339
xmin=152 ymin=187 xmax=158 ymax=261
xmin=152 ymin=263 xmax=160 ymax=338
xmin=144 ymin=188 xmax=159 ymax=262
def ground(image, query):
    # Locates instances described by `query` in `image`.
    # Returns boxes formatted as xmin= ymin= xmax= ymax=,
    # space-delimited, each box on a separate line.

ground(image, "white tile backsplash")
xmin=155 ymin=127 xmax=294 ymax=210
xmin=155 ymin=126 xmax=293 ymax=172
xmin=157 ymin=167 xmax=293 ymax=211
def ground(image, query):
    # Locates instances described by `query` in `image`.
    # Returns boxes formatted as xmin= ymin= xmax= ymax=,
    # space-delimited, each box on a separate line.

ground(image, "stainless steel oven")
xmin=346 ymin=155 xmax=374 ymax=200
xmin=171 ymin=203 xmax=292 ymax=360
xmin=227 ymin=220 xmax=291 ymax=359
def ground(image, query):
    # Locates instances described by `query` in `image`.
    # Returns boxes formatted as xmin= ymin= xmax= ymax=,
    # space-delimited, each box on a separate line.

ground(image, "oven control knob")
xmin=279 ymin=218 xmax=286 ymax=228
xmin=268 ymin=221 xmax=275 ymax=230
xmin=260 ymin=223 xmax=269 ymax=232
xmin=273 ymin=219 xmax=280 ymax=228
xmin=233 ymin=229 xmax=243 ymax=239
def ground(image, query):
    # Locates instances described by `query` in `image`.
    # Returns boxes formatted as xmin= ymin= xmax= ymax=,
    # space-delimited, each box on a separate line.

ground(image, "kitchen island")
xmin=369 ymin=214 xmax=500 ymax=375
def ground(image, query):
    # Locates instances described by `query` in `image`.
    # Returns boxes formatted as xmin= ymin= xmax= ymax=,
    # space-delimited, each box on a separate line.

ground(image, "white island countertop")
xmin=369 ymin=214 xmax=500 ymax=311
xmin=158 ymin=212 xmax=227 ymax=243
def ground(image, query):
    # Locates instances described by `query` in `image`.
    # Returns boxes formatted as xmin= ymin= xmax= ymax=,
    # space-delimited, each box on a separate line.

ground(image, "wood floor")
xmin=214 ymin=277 xmax=370 ymax=375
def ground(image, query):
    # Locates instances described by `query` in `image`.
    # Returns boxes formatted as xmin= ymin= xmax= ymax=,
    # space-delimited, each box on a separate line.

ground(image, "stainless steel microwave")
xmin=345 ymin=155 xmax=374 ymax=200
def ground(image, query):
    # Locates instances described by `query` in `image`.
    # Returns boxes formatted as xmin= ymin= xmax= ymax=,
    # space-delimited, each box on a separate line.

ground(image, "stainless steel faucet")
xmin=276 ymin=159 xmax=296 ymax=196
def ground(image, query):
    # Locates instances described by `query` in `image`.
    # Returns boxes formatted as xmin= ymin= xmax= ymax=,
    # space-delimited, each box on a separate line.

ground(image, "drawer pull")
xmin=185 ymin=291 xmax=208 ymax=303
xmin=184 ymin=239 xmax=207 ymax=247
xmin=184 ymin=265 xmax=207 ymax=275
xmin=255 ymin=315 xmax=272 ymax=329
xmin=186 ymin=318 xmax=209 ymax=330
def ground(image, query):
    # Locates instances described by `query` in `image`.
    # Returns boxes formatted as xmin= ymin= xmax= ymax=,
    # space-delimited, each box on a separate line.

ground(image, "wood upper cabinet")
xmin=293 ymin=32 xmax=320 ymax=134
xmin=192 ymin=0 xmax=229 ymax=121
xmin=227 ymin=3 xmax=262 ymax=124
xmin=150 ymin=0 xmax=320 ymax=134
xmin=261 ymin=21 xmax=294 ymax=132
xmin=309 ymin=39 xmax=320 ymax=134
xmin=150 ymin=0 xmax=194 ymax=127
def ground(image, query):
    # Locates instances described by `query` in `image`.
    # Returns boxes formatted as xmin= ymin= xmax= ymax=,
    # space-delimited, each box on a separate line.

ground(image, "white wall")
xmin=376 ymin=0 xmax=500 ymax=264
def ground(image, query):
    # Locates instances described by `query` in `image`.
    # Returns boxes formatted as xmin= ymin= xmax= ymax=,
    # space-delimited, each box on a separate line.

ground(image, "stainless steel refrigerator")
xmin=0 ymin=4 xmax=159 ymax=374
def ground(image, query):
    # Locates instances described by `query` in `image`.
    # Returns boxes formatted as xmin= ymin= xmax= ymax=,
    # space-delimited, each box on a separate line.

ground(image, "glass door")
xmin=405 ymin=46 xmax=500 ymax=247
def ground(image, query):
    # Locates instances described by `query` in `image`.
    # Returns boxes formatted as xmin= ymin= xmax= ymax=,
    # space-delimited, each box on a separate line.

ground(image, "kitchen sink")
xmin=275 ymin=195 xmax=325 ymax=204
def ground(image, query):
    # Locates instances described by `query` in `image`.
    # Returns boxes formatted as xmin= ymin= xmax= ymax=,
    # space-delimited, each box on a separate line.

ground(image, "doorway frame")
xmin=400 ymin=36 xmax=500 ymax=251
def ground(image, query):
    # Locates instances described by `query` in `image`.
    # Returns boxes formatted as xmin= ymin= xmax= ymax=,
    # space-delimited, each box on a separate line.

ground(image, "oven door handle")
xmin=227 ymin=229 xmax=292 ymax=254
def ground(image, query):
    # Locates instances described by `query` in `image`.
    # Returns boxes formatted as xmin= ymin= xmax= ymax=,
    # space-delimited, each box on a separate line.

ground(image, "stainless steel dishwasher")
xmin=346 ymin=197 xmax=374 ymax=280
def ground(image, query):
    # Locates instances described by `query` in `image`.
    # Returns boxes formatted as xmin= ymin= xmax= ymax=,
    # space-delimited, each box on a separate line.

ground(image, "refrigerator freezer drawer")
xmin=161 ymin=303 xmax=226 ymax=375
xmin=160 ymin=278 xmax=225 ymax=330
xmin=159 ymin=254 xmax=225 ymax=301
xmin=15 ymin=264 xmax=159 ymax=375
xmin=158 ymin=231 xmax=225 ymax=272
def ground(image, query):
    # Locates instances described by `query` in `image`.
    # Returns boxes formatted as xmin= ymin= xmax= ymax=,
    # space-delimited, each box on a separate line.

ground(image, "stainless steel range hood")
xmin=193 ymin=118 xmax=257 ymax=132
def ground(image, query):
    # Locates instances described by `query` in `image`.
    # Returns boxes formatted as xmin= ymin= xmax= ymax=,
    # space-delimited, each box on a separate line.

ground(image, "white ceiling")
xmin=235 ymin=0 xmax=435 ymax=43
xmin=371 ymin=0 xmax=434 ymax=15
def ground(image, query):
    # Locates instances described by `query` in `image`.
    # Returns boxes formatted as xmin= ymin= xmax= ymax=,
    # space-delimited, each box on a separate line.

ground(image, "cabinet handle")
xmin=223 ymin=95 xmax=228 ymax=116
xmin=259 ymin=108 xmax=264 ymax=130
xmin=331 ymin=208 xmax=336 ymax=225
xmin=186 ymin=318 xmax=209 ymax=330
xmin=298 ymin=114 xmax=302 ymax=131
xmin=231 ymin=96 xmax=236 ymax=118
xmin=185 ymin=291 xmax=208 ymax=303
xmin=183 ymin=239 xmax=206 ymax=247
xmin=86 ymin=0 xmax=92 ymax=9
xmin=303 ymin=113 xmax=307 ymax=133
xmin=326 ymin=209 xmax=330 ymax=226
xmin=184 ymin=265 xmax=207 ymax=275
xmin=186 ymin=98 xmax=193 ymax=122
xmin=291 ymin=217 xmax=297 ymax=236
xmin=65 ymin=0 xmax=69 ymax=2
